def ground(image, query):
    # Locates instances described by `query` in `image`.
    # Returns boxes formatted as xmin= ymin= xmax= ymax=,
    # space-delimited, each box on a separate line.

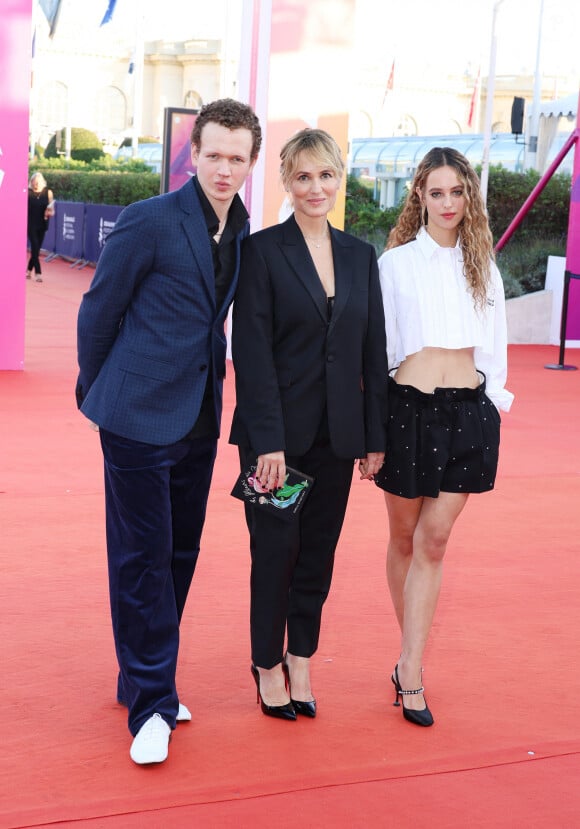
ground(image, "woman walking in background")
xmin=27 ymin=172 xmax=54 ymax=282
xmin=374 ymin=147 xmax=513 ymax=726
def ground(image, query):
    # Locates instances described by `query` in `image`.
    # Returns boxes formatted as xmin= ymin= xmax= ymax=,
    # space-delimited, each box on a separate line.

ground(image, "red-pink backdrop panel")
xmin=0 ymin=0 xmax=32 ymax=370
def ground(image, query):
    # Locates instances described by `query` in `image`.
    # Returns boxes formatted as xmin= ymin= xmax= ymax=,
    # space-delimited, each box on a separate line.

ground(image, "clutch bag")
xmin=231 ymin=464 xmax=314 ymax=522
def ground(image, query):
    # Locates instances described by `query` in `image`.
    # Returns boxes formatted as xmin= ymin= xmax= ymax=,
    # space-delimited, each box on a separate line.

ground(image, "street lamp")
xmin=526 ymin=0 xmax=546 ymax=170
xmin=480 ymin=0 xmax=505 ymax=206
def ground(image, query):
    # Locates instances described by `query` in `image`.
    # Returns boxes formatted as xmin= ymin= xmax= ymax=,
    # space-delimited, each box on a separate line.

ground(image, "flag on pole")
xmin=382 ymin=60 xmax=395 ymax=105
xmin=38 ymin=0 xmax=63 ymax=37
xmin=100 ymin=0 xmax=118 ymax=26
xmin=467 ymin=67 xmax=480 ymax=128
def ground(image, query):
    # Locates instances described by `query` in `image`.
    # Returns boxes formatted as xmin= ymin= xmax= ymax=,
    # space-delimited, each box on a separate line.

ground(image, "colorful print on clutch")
xmin=231 ymin=464 xmax=314 ymax=521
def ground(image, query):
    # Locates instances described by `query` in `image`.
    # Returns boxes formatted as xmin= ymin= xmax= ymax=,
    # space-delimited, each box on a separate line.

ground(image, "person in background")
xmin=76 ymin=99 xmax=261 ymax=764
xmin=27 ymin=172 xmax=54 ymax=282
xmin=229 ymin=128 xmax=387 ymax=721
xmin=374 ymin=147 xmax=514 ymax=727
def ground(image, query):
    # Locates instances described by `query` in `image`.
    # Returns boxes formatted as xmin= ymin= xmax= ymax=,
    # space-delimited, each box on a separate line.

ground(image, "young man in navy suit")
xmin=76 ymin=99 xmax=261 ymax=764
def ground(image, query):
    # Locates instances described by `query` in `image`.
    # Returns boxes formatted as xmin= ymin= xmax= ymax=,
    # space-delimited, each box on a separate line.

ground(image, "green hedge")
xmin=345 ymin=167 xmax=569 ymax=297
xmin=496 ymin=238 xmax=565 ymax=298
xmin=345 ymin=175 xmax=398 ymax=252
xmin=28 ymin=165 xmax=160 ymax=206
xmin=346 ymin=167 xmax=571 ymax=251
xmin=30 ymin=162 xmax=571 ymax=236
xmin=486 ymin=167 xmax=570 ymax=243
xmin=28 ymin=161 xmax=570 ymax=297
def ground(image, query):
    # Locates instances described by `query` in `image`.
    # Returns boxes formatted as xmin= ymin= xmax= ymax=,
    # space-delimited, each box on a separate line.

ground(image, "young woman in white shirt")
xmin=373 ymin=147 xmax=513 ymax=726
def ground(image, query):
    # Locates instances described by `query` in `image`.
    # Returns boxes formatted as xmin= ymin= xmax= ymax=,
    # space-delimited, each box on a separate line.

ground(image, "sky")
xmin=353 ymin=0 xmax=579 ymax=83
xmin=48 ymin=0 xmax=580 ymax=89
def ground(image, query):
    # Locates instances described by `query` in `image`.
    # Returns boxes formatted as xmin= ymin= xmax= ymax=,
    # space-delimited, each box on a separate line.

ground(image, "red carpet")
xmin=1 ymin=257 xmax=579 ymax=828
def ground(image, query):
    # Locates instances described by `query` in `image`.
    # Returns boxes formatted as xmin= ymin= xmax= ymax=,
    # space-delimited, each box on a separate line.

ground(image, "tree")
xmin=44 ymin=128 xmax=105 ymax=163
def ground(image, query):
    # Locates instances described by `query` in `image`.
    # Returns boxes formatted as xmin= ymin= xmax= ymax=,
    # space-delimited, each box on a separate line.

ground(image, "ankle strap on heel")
xmin=398 ymin=685 xmax=424 ymax=696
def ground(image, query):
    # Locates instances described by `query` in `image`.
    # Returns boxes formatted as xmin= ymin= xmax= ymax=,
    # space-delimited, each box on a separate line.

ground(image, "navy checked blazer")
xmin=76 ymin=179 xmax=248 ymax=446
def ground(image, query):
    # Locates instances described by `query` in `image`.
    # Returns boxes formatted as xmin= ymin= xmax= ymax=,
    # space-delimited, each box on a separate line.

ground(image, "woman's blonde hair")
xmin=279 ymin=128 xmax=345 ymax=190
xmin=387 ymin=147 xmax=494 ymax=308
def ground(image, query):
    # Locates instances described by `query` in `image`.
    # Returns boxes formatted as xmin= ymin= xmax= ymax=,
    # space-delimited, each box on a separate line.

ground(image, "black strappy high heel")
xmin=250 ymin=664 xmax=296 ymax=721
xmin=391 ymin=664 xmax=434 ymax=727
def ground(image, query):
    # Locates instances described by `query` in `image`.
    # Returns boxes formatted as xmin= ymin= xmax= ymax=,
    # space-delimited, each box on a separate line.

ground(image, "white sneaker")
xmin=130 ymin=713 xmax=171 ymax=765
xmin=177 ymin=702 xmax=192 ymax=722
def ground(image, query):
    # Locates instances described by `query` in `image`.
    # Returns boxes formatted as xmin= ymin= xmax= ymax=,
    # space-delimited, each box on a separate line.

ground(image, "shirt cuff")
xmin=487 ymin=387 xmax=514 ymax=412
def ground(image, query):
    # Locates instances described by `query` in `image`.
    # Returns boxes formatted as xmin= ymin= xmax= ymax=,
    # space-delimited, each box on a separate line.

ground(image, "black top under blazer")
xmin=229 ymin=214 xmax=388 ymax=460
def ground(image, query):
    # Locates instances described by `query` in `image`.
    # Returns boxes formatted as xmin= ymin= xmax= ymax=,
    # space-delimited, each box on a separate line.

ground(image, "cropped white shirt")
xmin=378 ymin=227 xmax=514 ymax=411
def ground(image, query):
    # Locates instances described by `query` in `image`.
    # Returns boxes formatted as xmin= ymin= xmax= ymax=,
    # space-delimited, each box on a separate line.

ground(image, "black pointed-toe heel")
xmin=282 ymin=661 xmax=317 ymax=718
xmin=291 ymin=698 xmax=317 ymax=718
xmin=391 ymin=664 xmax=434 ymax=727
xmin=250 ymin=664 xmax=296 ymax=721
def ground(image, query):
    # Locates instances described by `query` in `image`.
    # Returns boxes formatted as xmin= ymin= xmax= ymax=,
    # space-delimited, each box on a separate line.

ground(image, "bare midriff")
xmin=393 ymin=347 xmax=480 ymax=392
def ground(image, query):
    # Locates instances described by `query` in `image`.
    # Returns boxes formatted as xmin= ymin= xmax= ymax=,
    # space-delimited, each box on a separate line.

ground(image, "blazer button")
xmin=327 ymin=354 xmax=335 ymax=362
xmin=199 ymin=364 xmax=207 ymax=371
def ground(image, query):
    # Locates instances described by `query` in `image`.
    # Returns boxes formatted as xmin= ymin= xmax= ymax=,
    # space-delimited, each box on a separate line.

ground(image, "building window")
xmin=37 ymin=81 xmax=68 ymax=134
xmin=184 ymin=90 xmax=203 ymax=110
xmin=96 ymin=86 xmax=127 ymax=137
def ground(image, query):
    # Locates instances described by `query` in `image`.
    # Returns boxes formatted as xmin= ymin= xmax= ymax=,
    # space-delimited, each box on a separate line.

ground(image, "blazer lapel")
xmin=178 ymin=180 xmax=215 ymax=305
xmin=216 ymin=225 xmax=249 ymax=318
xmin=279 ymin=215 xmax=328 ymax=322
xmin=328 ymin=227 xmax=353 ymax=330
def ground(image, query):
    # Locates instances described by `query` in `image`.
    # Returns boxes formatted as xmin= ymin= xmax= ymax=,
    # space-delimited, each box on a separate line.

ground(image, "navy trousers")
xmin=99 ymin=428 xmax=217 ymax=735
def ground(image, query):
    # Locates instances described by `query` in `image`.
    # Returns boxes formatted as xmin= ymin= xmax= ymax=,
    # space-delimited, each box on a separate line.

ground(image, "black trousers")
xmin=27 ymin=225 xmax=46 ymax=274
xmin=239 ymin=436 xmax=354 ymax=670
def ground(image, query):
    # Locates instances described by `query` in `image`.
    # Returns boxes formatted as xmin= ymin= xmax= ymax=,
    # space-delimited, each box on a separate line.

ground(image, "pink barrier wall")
xmin=0 ymin=0 xmax=32 ymax=370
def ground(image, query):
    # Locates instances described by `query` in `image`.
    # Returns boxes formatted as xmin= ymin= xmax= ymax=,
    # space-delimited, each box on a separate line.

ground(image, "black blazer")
xmin=229 ymin=214 xmax=388 ymax=459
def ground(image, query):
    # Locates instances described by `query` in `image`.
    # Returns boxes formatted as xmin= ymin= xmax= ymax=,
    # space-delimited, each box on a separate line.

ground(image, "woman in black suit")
xmin=229 ymin=128 xmax=388 ymax=720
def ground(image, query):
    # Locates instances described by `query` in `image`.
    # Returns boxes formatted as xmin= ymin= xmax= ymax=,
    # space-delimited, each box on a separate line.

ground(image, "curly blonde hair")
xmin=387 ymin=147 xmax=494 ymax=309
